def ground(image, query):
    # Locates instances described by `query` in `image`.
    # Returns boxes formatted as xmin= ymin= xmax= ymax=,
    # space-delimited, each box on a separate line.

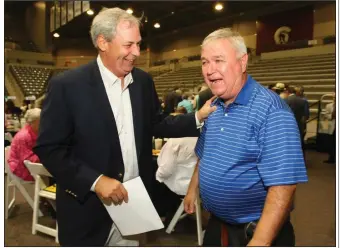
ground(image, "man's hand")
xmin=184 ymin=189 xmax=197 ymax=214
xmin=95 ymin=175 xmax=128 ymax=205
xmin=197 ymin=96 xmax=217 ymax=122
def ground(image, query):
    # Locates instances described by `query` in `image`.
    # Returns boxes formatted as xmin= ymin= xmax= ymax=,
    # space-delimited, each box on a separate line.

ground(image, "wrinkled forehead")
xmin=201 ymin=39 xmax=235 ymax=59
xmin=116 ymin=20 xmax=142 ymax=41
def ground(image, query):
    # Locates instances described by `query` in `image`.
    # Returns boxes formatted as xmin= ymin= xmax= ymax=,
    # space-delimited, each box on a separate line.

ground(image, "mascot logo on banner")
xmin=274 ymin=26 xmax=291 ymax=45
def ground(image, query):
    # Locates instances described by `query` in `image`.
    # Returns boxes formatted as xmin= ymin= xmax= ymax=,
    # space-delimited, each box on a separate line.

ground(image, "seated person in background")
xmin=7 ymin=108 xmax=41 ymax=181
xmin=156 ymin=135 xmax=199 ymax=222
xmin=177 ymin=93 xmax=194 ymax=113
xmin=171 ymin=106 xmax=187 ymax=116
xmin=5 ymin=99 xmax=22 ymax=117
xmin=20 ymin=100 xmax=31 ymax=113
xmin=156 ymin=137 xmax=199 ymax=196
xmin=324 ymin=93 xmax=336 ymax=163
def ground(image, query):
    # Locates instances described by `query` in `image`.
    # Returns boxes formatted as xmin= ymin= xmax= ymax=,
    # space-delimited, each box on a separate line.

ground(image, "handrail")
xmin=308 ymin=100 xmax=320 ymax=109
xmin=306 ymin=116 xmax=318 ymax=124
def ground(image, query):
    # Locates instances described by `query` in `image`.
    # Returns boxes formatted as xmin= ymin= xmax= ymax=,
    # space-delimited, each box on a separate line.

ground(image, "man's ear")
xmin=240 ymin=53 xmax=248 ymax=73
xmin=96 ymin=35 xmax=108 ymax=52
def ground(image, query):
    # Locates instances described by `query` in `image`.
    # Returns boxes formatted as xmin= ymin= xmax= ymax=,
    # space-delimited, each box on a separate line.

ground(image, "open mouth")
xmin=124 ymin=58 xmax=134 ymax=63
xmin=210 ymin=79 xmax=223 ymax=85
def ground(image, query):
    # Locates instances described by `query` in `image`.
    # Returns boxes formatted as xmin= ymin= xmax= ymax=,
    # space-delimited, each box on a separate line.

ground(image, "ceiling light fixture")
xmin=53 ymin=33 xmax=60 ymax=38
xmin=87 ymin=9 xmax=94 ymax=15
xmin=126 ymin=8 xmax=133 ymax=14
xmin=154 ymin=23 xmax=160 ymax=28
xmin=215 ymin=3 xmax=223 ymax=11
xmin=171 ymin=11 xmax=174 ymax=14
xmin=145 ymin=17 xmax=148 ymax=23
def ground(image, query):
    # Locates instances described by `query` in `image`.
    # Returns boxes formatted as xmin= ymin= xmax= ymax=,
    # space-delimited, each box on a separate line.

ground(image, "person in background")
xmin=194 ymin=84 xmax=209 ymax=111
xmin=155 ymin=135 xmax=198 ymax=223
xmin=177 ymin=93 xmax=194 ymax=113
xmin=184 ymin=28 xmax=307 ymax=246
xmin=198 ymin=87 xmax=213 ymax=111
xmin=295 ymin=86 xmax=310 ymax=125
xmin=7 ymin=108 xmax=41 ymax=181
xmin=268 ymin=84 xmax=276 ymax=93
xmin=324 ymin=93 xmax=336 ymax=164
xmin=285 ymin=86 xmax=308 ymax=159
xmin=164 ymin=88 xmax=183 ymax=115
xmin=20 ymin=100 xmax=31 ymax=113
xmin=5 ymin=99 xmax=22 ymax=117
xmin=274 ymin=82 xmax=289 ymax=99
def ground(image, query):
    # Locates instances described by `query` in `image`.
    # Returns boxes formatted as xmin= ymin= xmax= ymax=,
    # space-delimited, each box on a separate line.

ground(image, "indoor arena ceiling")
xmin=49 ymin=1 xmax=315 ymax=39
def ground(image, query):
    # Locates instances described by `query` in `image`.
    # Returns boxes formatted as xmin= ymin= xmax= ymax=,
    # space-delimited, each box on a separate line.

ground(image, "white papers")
xmin=102 ymin=177 xmax=164 ymax=236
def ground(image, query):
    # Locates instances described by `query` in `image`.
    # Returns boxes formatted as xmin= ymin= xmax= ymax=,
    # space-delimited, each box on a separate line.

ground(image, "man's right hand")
xmin=94 ymin=175 xmax=128 ymax=205
xmin=184 ymin=189 xmax=197 ymax=214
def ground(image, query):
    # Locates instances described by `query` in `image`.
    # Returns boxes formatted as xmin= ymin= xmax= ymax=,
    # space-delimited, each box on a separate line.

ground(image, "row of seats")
xmin=153 ymin=53 xmax=336 ymax=116
xmin=9 ymin=66 xmax=69 ymax=97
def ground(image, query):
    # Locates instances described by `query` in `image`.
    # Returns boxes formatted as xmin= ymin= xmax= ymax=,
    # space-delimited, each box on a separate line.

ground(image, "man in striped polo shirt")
xmin=184 ymin=28 xmax=308 ymax=246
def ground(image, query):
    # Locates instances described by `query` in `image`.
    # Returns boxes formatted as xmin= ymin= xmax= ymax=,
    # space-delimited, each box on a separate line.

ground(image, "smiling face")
xmin=97 ymin=20 xmax=141 ymax=78
xmin=201 ymin=38 xmax=248 ymax=104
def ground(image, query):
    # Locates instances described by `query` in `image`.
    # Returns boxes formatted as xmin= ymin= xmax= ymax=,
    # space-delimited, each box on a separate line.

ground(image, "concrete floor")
xmin=4 ymin=150 xmax=336 ymax=246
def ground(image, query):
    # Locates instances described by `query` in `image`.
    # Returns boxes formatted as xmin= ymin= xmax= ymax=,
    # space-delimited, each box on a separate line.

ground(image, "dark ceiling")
xmin=5 ymin=1 xmax=322 ymax=51
xmin=52 ymin=1 xmax=316 ymax=40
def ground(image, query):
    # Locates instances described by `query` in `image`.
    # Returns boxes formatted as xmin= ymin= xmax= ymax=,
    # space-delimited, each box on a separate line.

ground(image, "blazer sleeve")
xmin=34 ymin=77 xmax=101 ymax=202
xmin=149 ymin=76 xmax=199 ymax=138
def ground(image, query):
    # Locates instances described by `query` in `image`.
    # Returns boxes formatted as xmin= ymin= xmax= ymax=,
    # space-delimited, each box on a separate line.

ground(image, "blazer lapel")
xmin=129 ymin=69 xmax=143 ymax=161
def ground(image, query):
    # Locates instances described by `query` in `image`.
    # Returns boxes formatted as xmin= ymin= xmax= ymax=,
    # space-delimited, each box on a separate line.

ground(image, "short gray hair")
xmin=201 ymin=28 xmax=247 ymax=58
xmin=25 ymin=108 xmax=41 ymax=124
xmin=90 ymin=7 xmax=142 ymax=49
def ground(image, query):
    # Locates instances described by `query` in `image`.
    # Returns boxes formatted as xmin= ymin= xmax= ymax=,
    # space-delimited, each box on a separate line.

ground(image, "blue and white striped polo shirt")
xmin=195 ymin=75 xmax=308 ymax=224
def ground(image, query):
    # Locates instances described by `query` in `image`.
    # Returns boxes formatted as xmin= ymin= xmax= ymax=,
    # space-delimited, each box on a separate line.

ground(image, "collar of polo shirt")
xmin=211 ymin=75 xmax=256 ymax=107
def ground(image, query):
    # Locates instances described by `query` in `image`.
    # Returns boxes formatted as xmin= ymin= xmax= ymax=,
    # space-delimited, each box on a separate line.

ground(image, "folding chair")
xmin=165 ymin=193 xmax=204 ymax=246
xmin=24 ymin=160 xmax=58 ymax=243
xmin=4 ymin=147 xmax=42 ymax=219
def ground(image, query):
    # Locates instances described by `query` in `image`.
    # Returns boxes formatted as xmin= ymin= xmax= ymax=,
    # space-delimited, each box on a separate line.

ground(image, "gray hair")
xmin=201 ymin=28 xmax=247 ymax=58
xmin=90 ymin=7 xmax=142 ymax=49
xmin=25 ymin=108 xmax=41 ymax=124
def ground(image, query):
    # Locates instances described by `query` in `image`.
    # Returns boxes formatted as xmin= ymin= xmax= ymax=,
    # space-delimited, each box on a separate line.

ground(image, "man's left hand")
xmin=197 ymin=96 xmax=217 ymax=122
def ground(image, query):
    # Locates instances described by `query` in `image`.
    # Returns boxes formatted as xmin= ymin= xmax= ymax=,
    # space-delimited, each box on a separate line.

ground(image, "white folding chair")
xmin=165 ymin=193 xmax=204 ymax=246
xmin=24 ymin=160 xmax=58 ymax=243
xmin=4 ymin=147 xmax=42 ymax=219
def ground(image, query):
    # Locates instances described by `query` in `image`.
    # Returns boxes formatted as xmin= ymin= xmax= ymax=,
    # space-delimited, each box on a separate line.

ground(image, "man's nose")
xmin=206 ymin=63 xmax=216 ymax=75
xmin=132 ymin=44 xmax=140 ymax=57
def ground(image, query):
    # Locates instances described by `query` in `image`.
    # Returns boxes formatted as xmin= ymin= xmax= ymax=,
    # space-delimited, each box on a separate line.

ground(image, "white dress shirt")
xmin=156 ymin=137 xmax=198 ymax=196
xmin=91 ymin=56 xmax=139 ymax=191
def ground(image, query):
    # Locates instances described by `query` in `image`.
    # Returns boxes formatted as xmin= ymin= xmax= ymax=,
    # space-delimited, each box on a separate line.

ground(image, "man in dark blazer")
xmin=34 ymin=8 xmax=215 ymax=246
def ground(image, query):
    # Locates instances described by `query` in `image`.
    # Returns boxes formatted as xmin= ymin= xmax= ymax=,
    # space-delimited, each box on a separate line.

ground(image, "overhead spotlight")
xmin=87 ymin=9 xmax=94 ymax=15
xmin=145 ymin=17 xmax=148 ymax=23
xmin=171 ymin=11 xmax=174 ymax=14
xmin=154 ymin=23 xmax=160 ymax=28
xmin=215 ymin=3 xmax=223 ymax=11
xmin=126 ymin=8 xmax=133 ymax=14
xmin=53 ymin=33 xmax=60 ymax=38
